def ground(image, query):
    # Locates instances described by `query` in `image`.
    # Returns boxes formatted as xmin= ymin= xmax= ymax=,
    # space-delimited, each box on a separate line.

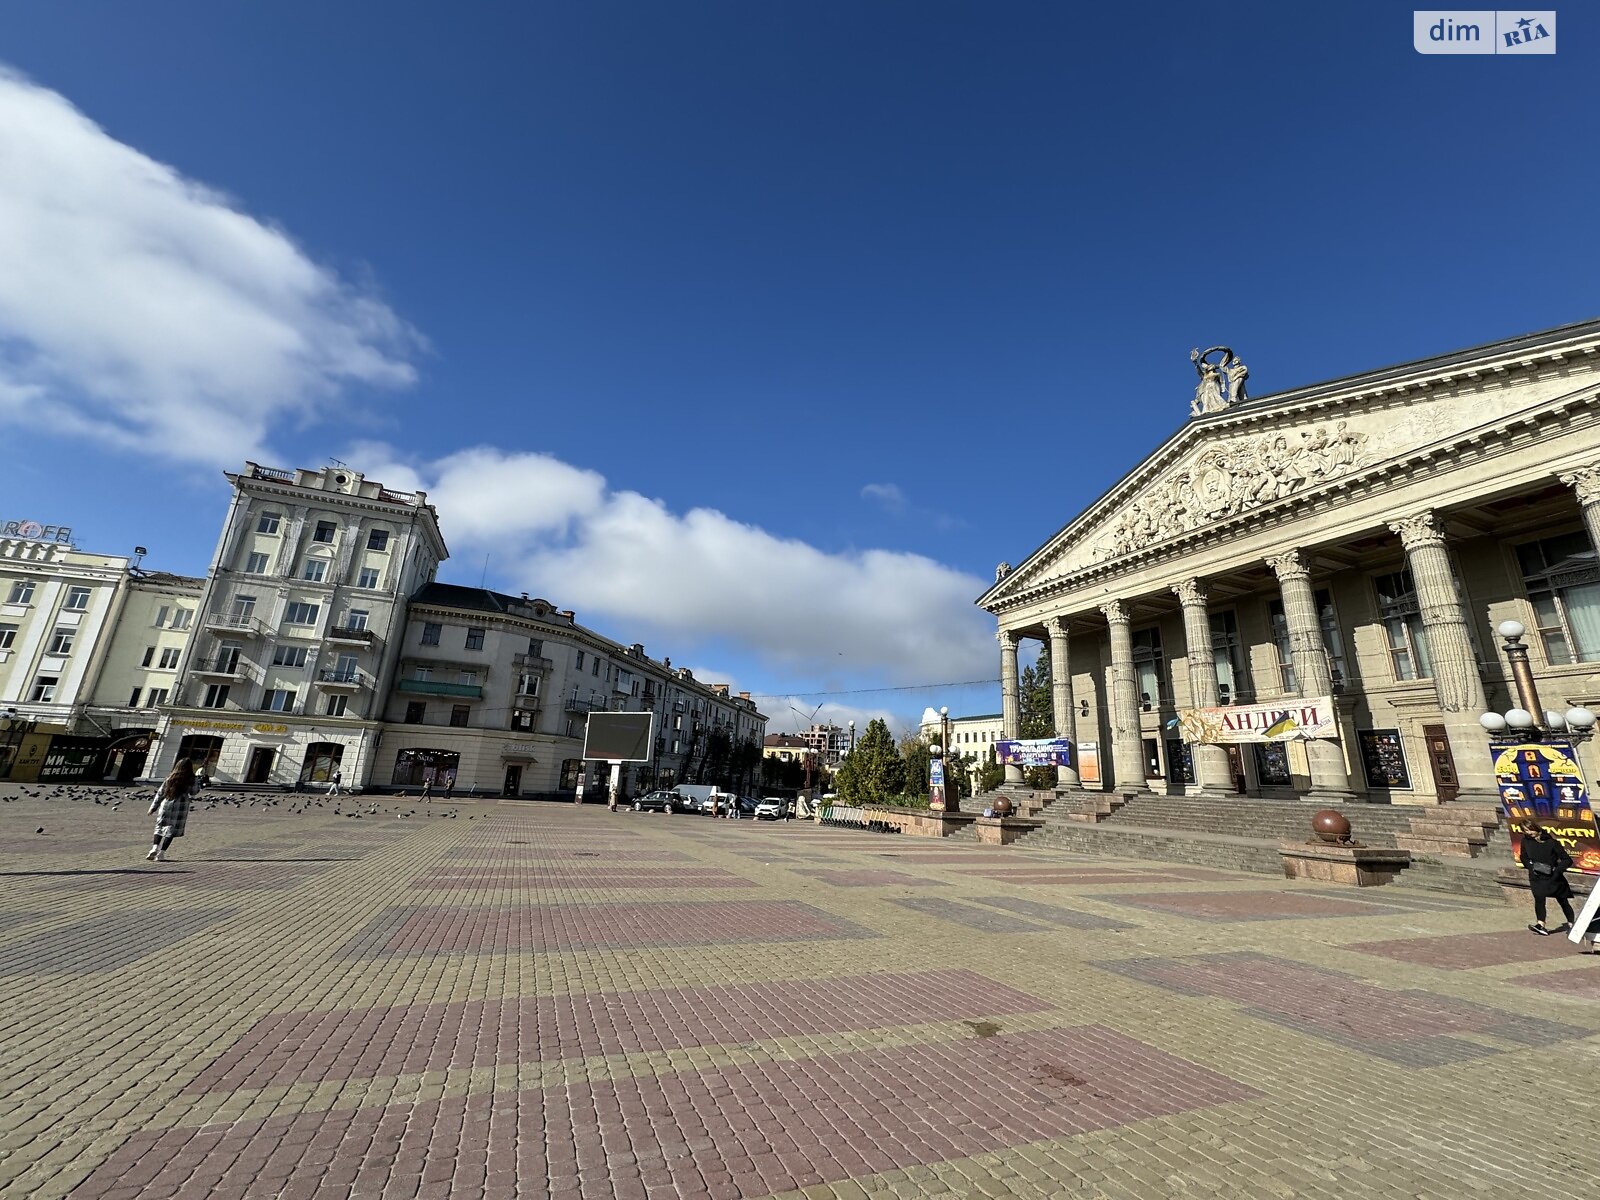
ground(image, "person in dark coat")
xmin=1521 ymin=821 xmax=1576 ymax=935
xmin=147 ymin=759 xmax=198 ymax=863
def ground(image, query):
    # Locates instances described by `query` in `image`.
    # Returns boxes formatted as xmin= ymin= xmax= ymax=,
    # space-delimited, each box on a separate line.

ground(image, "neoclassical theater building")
xmin=979 ymin=318 xmax=1600 ymax=806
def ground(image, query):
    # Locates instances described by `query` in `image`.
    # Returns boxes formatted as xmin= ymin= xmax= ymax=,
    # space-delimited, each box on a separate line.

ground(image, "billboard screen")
xmin=582 ymin=711 xmax=654 ymax=762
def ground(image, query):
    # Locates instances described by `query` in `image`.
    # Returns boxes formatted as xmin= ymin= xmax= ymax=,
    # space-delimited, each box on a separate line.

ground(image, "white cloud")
xmin=362 ymin=443 xmax=998 ymax=688
xmin=861 ymin=482 xmax=907 ymax=513
xmin=0 ymin=66 xmax=421 ymax=463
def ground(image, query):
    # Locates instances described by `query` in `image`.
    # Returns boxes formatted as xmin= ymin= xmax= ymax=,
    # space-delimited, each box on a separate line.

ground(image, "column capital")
xmin=1171 ymin=578 xmax=1207 ymax=608
xmin=1099 ymin=598 xmax=1128 ymax=624
xmin=1559 ymin=463 xmax=1600 ymax=506
xmin=1388 ymin=510 xmax=1445 ymax=551
xmin=996 ymin=628 xmax=1020 ymax=649
xmin=1265 ymin=549 xmax=1308 ymax=583
xmin=1044 ymin=615 xmax=1068 ymax=638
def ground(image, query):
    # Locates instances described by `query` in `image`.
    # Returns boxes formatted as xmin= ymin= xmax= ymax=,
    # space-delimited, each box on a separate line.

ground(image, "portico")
xmin=982 ymin=320 xmax=1600 ymax=805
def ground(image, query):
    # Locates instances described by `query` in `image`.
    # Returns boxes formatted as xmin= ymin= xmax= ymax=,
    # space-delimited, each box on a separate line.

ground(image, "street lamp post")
xmin=848 ymin=720 xmax=855 ymax=755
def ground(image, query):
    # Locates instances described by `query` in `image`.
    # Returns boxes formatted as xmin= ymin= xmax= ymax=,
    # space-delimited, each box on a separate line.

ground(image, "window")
xmin=412 ymin=666 xmax=433 ymax=681
xmin=285 ymin=602 xmax=320 ymax=625
xmin=325 ymin=694 xmax=349 ymax=717
xmin=142 ymin=646 xmax=155 ymax=667
xmin=230 ymin=596 xmax=257 ymax=623
xmin=64 ymin=586 xmax=91 ymax=611
xmin=1518 ymin=532 xmax=1600 ymax=664
xmin=153 ymin=604 xmax=169 ymax=627
xmin=313 ymin=520 xmax=337 ymax=544
xmin=450 ymin=705 xmax=470 ymax=728
xmin=404 ymin=701 xmax=426 ymax=724
xmin=1209 ymin=611 xmax=1251 ymax=704
xmin=47 ymin=628 xmax=75 ymax=656
xmin=357 ymin=568 xmax=380 ymax=589
xmin=257 ymin=512 xmax=282 ymax=534
xmin=30 ymin=676 xmax=59 ymax=703
xmin=1374 ymin=570 xmax=1433 ymax=681
xmin=459 ymin=671 xmax=478 ymax=685
xmin=0 ymin=624 xmax=15 ymax=649
xmin=347 ymin=609 xmax=370 ymax=631
xmin=202 ymin=684 xmax=231 ymax=709
xmin=128 ymin=687 xmax=142 ymax=707
xmin=158 ymin=647 xmax=181 ymax=669
xmin=575 ymin=650 xmax=585 ymax=670
xmin=172 ymin=609 xmax=193 ymax=631
xmin=334 ymin=654 xmax=359 ymax=681
xmin=9 ymin=580 xmax=36 ymax=605
xmin=263 ymin=689 xmax=296 ymax=712
xmin=518 ymin=673 xmax=539 ymax=697
xmin=528 ymin=638 xmax=543 ymax=657
xmin=512 ymin=709 xmax=534 ymax=732
xmin=302 ymin=560 xmax=327 ymax=583
xmin=367 ymin=529 xmax=390 ymax=552
xmin=592 ymin=657 xmax=601 ymax=676
xmin=145 ymin=688 xmax=169 ymax=708
xmin=465 ymin=627 xmax=485 ymax=651
xmin=246 ymin=552 xmax=270 ymax=574
xmin=272 ymin=645 xmax=309 ymax=668
xmin=421 ymin=622 xmax=441 ymax=646
xmin=1131 ymin=627 xmax=1167 ymax=708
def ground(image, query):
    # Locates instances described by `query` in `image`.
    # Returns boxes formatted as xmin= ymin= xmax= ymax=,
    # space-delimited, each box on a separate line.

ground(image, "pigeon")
xmin=35 ymin=827 xmax=44 ymax=834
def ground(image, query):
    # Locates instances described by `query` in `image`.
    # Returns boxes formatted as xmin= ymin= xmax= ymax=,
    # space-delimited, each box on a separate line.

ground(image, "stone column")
xmin=1388 ymin=511 xmax=1497 ymax=798
xmin=999 ymin=629 xmax=1023 ymax=784
xmin=1265 ymin=550 xmax=1351 ymax=796
xmin=1045 ymin=616 xmax=1080 ymax=789
xmin=1559 ymin=464 xmax=1600 ymax=557
xmin=1100 ymin=600 xmax=1148 ymax=793
xmin=1171 ymin=579 xmax=1233 ymax=791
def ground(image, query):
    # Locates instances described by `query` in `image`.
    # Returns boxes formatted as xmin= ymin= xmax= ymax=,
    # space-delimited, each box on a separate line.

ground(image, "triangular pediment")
xmin=982 ymin=319 xmax=1600 ymax=610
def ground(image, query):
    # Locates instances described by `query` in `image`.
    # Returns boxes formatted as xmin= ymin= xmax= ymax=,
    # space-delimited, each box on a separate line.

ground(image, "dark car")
xmin=632 ymin=790 xmax=680 ymax=813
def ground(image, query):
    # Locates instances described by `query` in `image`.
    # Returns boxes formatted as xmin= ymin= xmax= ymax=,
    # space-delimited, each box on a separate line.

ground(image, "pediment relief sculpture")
xmin=1087 ymin=421 xmax=1370 ymax=563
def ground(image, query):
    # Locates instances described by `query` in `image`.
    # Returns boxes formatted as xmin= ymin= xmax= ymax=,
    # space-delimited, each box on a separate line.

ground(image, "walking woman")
xmin=1521 ymin=821 xmax=1576 ymax=935
xmin=147 ymin=759 xmax=198 ymax=863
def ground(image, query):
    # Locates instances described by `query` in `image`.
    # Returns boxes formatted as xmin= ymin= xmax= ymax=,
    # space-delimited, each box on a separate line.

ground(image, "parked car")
xmin=632 ymin=790 xmax=680 ymax=813
xmin=755 ymin=796 xmax=787 ymax=820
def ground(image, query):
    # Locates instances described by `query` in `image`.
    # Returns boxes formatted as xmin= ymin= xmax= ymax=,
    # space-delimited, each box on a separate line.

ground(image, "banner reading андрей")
xmin=1178 ymin=696 xmax=1337 ymax=745
xmin=1492 ymin=740 xmax=1600 ymax=874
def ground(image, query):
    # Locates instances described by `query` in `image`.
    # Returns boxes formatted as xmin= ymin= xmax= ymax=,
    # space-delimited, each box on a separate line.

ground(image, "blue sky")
xmin=1 ymin=2 xmax=1595 ymax=734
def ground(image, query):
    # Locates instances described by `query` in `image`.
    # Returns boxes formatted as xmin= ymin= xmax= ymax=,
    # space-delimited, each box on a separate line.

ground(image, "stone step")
xmin=1393 ymin=833 xmax=1487 ymax=857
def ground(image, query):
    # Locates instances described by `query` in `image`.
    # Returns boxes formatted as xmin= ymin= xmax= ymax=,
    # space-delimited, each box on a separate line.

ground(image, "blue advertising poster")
xmin=1490 ymin=740 xmax=1600 ymax=874
xmin=995 ymin=738 xmax=1073 ymax=768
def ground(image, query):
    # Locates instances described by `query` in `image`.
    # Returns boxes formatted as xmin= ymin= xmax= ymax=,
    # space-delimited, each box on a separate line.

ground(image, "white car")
xmin=755 ymin=797 xmax=788 ymax=820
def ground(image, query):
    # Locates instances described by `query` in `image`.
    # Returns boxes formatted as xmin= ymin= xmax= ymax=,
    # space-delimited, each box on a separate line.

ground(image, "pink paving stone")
xmin=411 ymin=869 xmax=754 ymax=890
xmin=94 ymin=1026 xmax=1257 ymax=1198
xmin=443 ymin=848 xmax=693 ymax=862
xmin=962 ymin=870 xmax=1190 ymax=886
xmin=879 ymin=852 xmax=1029 ymax=865
xmin=1349 ymin=929 xmax=1593 ymax=969
xmin=187 ymin=968 xmax=1049 ymax=1094
xmin=802 ymin=869 xmax=948 ymax=888
xmin=347 ymin=899 xmax=873 ymax=957
xmin=1511 ymin=965 xmax=1600 ymax=998
xmin=1117 ymin=890 xmax=1386 ymax=921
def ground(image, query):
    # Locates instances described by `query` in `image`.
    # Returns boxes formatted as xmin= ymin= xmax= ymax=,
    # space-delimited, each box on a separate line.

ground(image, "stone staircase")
xmin=1004 ymin=792 xmax=1511 ymax=898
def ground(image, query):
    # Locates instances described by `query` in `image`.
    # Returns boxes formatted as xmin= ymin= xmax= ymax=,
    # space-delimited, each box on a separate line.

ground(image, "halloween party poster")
xmin=1491 ymin=740 xmax=1600 ymax=873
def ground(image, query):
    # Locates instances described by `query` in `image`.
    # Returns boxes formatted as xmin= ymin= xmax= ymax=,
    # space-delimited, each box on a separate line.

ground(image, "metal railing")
xmin=317 ymin=669 xmax=365 ymax=686
xmin=326 ymin=626 xmax=375 ymax=643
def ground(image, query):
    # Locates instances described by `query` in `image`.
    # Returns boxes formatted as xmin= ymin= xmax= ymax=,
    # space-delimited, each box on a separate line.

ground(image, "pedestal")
xmin=1278 ymin=841 xmax=1411 ymax=887
xmin=975 ymin=815 xmax=1045 ymax=845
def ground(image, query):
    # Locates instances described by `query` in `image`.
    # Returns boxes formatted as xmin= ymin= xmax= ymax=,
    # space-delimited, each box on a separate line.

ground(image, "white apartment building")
xmin=381 ymin=583 xmax=766 ymax=798
xmin=148 ymin=462 xmax=447 ymax=787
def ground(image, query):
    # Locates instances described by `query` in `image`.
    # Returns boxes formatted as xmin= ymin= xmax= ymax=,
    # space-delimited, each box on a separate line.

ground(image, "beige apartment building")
xmin=981 ymin=318 xmax=1600 ymax=806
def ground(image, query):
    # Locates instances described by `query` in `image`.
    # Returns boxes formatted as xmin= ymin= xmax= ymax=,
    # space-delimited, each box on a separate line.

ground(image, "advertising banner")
xmin=995 ymin=738 xmax=1074 ymax=768
xmin=1178 ymin=697 xmax=1337 ymax=745
xmin=1491 ymin=740 xmax=1600 ymax=874
xmin=929 ymin=756 xmax=949 ymax=811
xmin=1077 ymin=742 xmax=1100 ymax=785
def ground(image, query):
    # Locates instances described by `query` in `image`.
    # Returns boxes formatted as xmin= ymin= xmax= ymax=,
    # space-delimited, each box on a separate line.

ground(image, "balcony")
xmin=203 ymin=612 xmax=267 ymax=637
xmin=327 ymin=625 xmax=376 ymax=645
xmin=513 ymin=652 xmax=554 ymax=672
xmin=397 ymin=678 xmax=484 ymax=699
xmin=190 ymin=657 xmax=250 ymax=679
xmin=315 ymin=669 xmax=366 ymax=691
xmin=249 ymin=464 xmax=296 ymax=483
xmin=563 ymin=697 xmax=602 ymax=714
xmin=514 ymin=685 xmax=542 ymax=705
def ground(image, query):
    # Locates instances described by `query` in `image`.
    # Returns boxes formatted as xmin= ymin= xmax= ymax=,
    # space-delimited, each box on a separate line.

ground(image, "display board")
xmin=582 ymin=711 xmax=654 ymax=762
xmin=1357 ymin=729 xmax=1410 ymax=789
xmin=1491 ymin=739 xmax=1600 ymax=873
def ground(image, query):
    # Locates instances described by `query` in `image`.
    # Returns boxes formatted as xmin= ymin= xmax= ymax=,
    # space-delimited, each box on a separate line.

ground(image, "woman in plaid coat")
xmin=147 ymin=759 xmax=198 ymax=862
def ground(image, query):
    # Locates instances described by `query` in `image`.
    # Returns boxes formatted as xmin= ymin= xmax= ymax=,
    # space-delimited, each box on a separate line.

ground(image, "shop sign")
xmin=1179 ymin=696 xmax=1337 ymax=744
xmin=1 ymin=520 xmax=73 ymax=544
xmin=172 ymin=719 xmax=248 ymax=731
xmin=252 ymin=723 xmax=290 ymax=735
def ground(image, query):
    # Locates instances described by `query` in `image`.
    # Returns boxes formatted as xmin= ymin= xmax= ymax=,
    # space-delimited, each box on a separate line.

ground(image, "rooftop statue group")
xmin=1191 ymin=346 xmax=1248 ymax=415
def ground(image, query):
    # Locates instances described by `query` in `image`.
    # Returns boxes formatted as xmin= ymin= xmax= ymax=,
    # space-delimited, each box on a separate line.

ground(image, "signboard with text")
xmin=1179 ymin=697 xmax=1337 ymax=745
xmin=929 ymin=756 xmax=949 ymax=811
xmin=995 ymin=737 xmax=1073 ymax=768
xmin=1491 ymin=740 xmax=1600 ymax=874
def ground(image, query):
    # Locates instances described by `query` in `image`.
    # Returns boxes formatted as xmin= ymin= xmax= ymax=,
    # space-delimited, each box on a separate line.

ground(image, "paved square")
xmin=2 ymin=783 xmax=1597 ymax=1200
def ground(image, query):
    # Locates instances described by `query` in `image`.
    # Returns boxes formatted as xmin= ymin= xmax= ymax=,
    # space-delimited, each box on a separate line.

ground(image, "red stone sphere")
xmin=1311 ymin=809 xmax=1351 ymax=844
xmin=992 ymin=796 xmax=1015 ymax=817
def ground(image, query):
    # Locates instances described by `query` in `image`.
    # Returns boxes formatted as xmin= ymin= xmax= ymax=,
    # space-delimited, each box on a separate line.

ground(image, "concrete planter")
xmin=1278 ymin=840 xmax=1411 ymax=887
xmin=975 ymin=815 xmax=1045 ymax=845
xmin=861 ymin=806 xmax=977 ymax=838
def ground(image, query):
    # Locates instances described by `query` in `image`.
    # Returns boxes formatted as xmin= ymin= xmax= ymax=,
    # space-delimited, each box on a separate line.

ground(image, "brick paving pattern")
xmin=1 ymin=782 xmax=1597 ymax=1200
